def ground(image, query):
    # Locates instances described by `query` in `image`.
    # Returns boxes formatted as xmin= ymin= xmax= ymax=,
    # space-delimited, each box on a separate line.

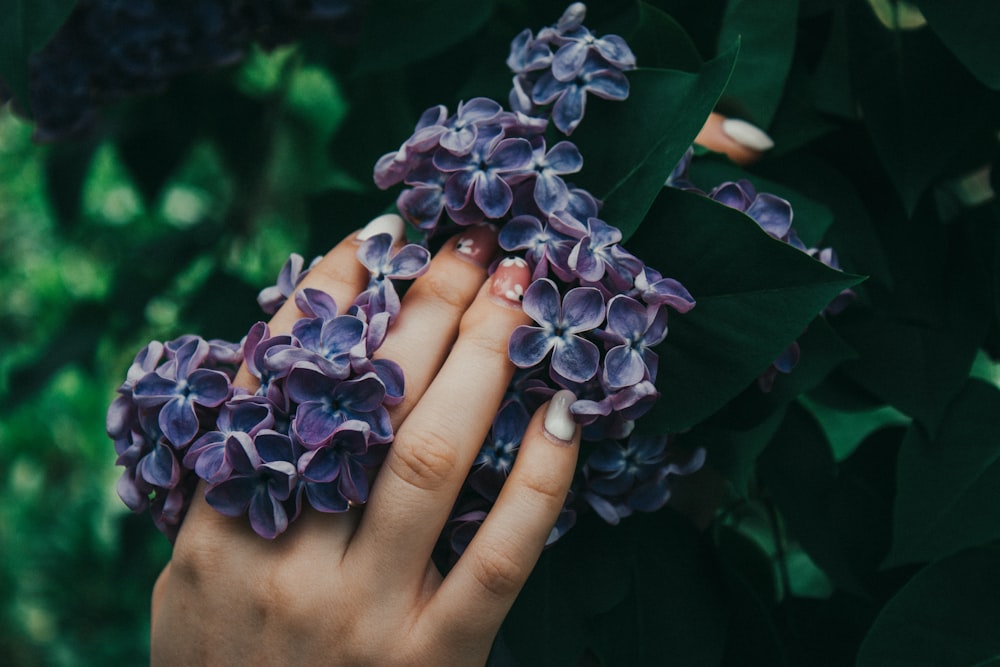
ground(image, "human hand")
xmin=150 ymin=215 xmax=581 ymax=666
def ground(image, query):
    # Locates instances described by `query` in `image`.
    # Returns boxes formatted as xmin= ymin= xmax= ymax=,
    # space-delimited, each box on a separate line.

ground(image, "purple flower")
xmin=266 ymin=312 xmax=366 ymax=380
xmin=532 ymin=55 xmax=629 ymax=135
xmin=204 ymin=429 xmax=301 ymax=539
xmin=550 ymin=28 xmax=635 ymax=82
xmin=601 ymin=296 xmax=669 ymax=388
xmin=509 ymin=278 xmax=605 ymax=382
xmin=469 ymin=401 xmax=530 ymax=500
xmin=439 ymin=97 xmax=503 ymax=155
xmin=434 ymin=127 xmax=534 ymax=222
xmin=354 ymin=233 xmax=431 ymax=318
xmin=498 ymin=214 xmax=576 ymax=281
xmin=257 ymin=253 xmax=322 ymax=315
xmin=133 ymin=337 xmax=231 ymax=447
xmin=510 ymin=140 xmax=584 ymax=214
xmin=285 ymin=365 xmax=393 ymax=446
xmin=298 ymin=420 xmax=380 ymax=512
xmin=632 ymin=266 xmax=696 ymax=313
xmin=183 ymin=397 xmax=275 ymax=482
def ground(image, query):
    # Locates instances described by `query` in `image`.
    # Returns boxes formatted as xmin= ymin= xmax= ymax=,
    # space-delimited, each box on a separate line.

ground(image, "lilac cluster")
xmin=109 ymin=234 xmax=430 ymax=540
xmin=373 ymin=3 xmax=635 ymax=233
xmin=668 ymin=149 xmax=855 ymax=390
xmin=370 ymin=4 xmax=702 ymax=556
xmin=508 ymin=1 xmax=636 ymax=134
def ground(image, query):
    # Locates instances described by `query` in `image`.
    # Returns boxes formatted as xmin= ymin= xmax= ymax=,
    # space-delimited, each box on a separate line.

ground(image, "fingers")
xmin=422 ymin=391 xmax=580 ymax=645
xmin=694 ymin=112 xmax=774 ymax=166
xmin=351 ymin=257 xmax=533 ymax=589
xmin=376 ymin=223 xmax=500 ymax=425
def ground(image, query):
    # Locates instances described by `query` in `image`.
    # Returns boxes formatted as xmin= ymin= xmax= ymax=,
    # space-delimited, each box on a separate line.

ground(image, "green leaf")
xmin=802 ymin=396 xmax=909 ymax=462
xmin=848 ymin=2 xmax=996 ymax=215
xmin=912 ymin=0 xmax=1000 ymax=90
xmin=0 ymin=0 xmax=77 ymax=112
xmin=631 ymin=188 xmax=863 ymax=432
xmin=626 ymin=2 xmax=703 ymax=72
xmin=758 ymin=403 xmax=867 ymax=594
xmin=858 ymin=545 xmax=1000 ymax=666
xmin=571 ymin=44 xmax=739 ymax=241
xmin=833 ymin=306 xmax=984 ymax=433
xmin=355 ymin=0 xmax=495 ymax=74
xmin=716 ymin=0 xmax=798 ymax=127
xmin=884 ymin=380 xmax=1000 ymax=567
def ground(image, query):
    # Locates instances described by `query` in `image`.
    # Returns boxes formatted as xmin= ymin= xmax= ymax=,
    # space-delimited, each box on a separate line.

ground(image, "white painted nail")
xmin=544 ymin=389 xmax=578 ymax=443
xmin=357 ymin=213 xmax=406 ymax=241
xmin=721 ymin=118 xmax=775 ymax=152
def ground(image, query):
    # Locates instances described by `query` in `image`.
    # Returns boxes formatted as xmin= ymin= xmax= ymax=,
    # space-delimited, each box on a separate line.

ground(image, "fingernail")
xmin=357 ymin=213 xmax=406 ymax=241
xmin=453 ymin=223 xmax=499 ymax=268
xmin=544 ymin=390 xmax=578 ymax=443
xmin=489 ymin=256 xmax=530 ymax=308
xmin=721 ymin=118 xmax=775 ymax=152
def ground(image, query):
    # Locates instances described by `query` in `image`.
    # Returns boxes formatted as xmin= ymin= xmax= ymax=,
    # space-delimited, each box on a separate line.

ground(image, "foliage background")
xmin=0 ymin=0 xmax=998 ymax=665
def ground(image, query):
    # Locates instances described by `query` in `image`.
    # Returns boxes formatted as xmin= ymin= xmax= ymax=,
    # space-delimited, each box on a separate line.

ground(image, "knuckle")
xmin=457 ymin=319 xmax=510 ymax=359
xmin=387 ymin=431 xmax=459 ymax=492
xmin=519 ymin=469 xmax=568 ymax=508
xmin=466 ymin=546 xmax=526 ymax=600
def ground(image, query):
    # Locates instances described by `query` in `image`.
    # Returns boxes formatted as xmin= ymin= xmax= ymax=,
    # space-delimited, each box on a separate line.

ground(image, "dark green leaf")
xmin=631 ymin=188 xmax=863 ymax=432
xmin=355 ymin=0 xmax=495 ymax=74
xmin=833 ymin=304 xmax=985 ymax=433
xmin=716 ymin=0 xmax=798 ymax=127
xmin=571 ymin=45 xmax=739 ymax=240
xmin=626 ymin=2 xmax=703 ymax=72
xmin=587 ymin=511 xmax=729 ymax=667
xmin=758 ymin=403 xmax=866 ymax=594
xmin=848 ymin=3 xmax=996 ymax=215
xmin=858 ymin=545 xmax=1000 ymax=666
xmin=0 ymin=0 xmax=77 ymax=112
xmin=912 ymin=0 xmax=1000 ymax=90
xmin=885 ymin=380 xmax=1000 ymax=567
xmin=679 ymin=407 xmax=786 ymax=496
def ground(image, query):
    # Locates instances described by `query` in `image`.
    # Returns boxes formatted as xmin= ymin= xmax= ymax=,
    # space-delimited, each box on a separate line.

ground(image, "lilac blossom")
xmin=509 ymin=279 xmax=606 ymax=382
xmin=285 ymin=365 xmax=392 ymax=446
xmin=183 ymin=397 xmax=275 ymax=482
xmin=204 ymin=429 xmax=301 ymax=539
xmin=582 ymin=435 xmax=705 ymax=525
xmin=354 ymin=233 xmax=431 ymax=318
xmin=469 ymin=401 xmax=530 ymax=501
xmin=532 ymin=57 xmax=630 ymax=135
xmin=509 ymin=140 xmax=584 ymax=214
xmin=132 ymin=337 xmax=231 ymax=447
xmin=298 ymin=420 xmax=380 ymax=512
xmin=257 ymin=253 xmax=322 ymax=315
xmin=434 ymin=128 xmax=534 ymax=222
xmin=601 ymin=296 xmax=669 ymax=388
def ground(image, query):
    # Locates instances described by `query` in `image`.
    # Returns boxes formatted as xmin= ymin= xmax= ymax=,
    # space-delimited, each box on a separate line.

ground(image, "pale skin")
xmin=151 ymin=225 xmax=581 ymax=666
xmin=149 ymin=113 xmax=763 ymax=665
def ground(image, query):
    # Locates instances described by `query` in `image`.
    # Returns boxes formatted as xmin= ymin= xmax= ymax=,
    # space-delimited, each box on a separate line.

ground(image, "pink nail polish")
xmin=453 ymin=224 xmax=498 ymax=268
xmin=489 ymin=256 xmax=530 ymax=307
